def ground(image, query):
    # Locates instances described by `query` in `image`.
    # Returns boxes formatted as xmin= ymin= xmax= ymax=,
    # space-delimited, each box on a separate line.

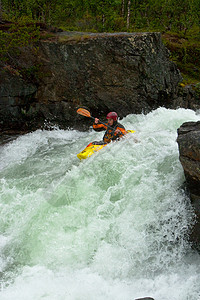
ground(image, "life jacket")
xmin=93 ymin=121 xmax=127 ymax=143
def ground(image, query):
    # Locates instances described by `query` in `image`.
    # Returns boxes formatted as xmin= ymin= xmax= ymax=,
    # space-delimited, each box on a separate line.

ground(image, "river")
xmin=0 ymin=107 xmax=200 ymax=300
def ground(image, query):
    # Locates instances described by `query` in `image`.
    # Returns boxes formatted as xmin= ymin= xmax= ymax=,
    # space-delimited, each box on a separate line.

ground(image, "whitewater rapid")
xmin=0 ymin=108 xmax=200 ymax=300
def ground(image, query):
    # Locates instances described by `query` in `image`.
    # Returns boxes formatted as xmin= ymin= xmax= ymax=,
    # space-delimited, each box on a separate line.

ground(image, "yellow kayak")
xmin=77 ymin=143 xmax=107 ymax=160
xmin=77 ymin=130 xmax=135 ymax=160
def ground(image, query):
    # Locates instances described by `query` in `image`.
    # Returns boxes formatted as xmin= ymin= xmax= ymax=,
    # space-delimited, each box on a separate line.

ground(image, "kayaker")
xmin=93 ymin=112 xmax=127 ymax=144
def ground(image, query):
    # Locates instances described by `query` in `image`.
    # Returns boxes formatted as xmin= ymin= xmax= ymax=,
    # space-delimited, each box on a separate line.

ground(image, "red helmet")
xmin=106 ymin=112 xmax=118 ymax=121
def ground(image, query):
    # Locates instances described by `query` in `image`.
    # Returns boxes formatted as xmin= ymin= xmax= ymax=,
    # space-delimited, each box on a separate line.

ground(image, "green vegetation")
xmin=162 ymin=30 xmax=200 ymax=86
xmin=1 ymin=0 xmax=199 ymax=33
xmin=0 ymin=16 xmax=40 ymax=60
xmin=1 ymin=0 xmax=200 ymax=84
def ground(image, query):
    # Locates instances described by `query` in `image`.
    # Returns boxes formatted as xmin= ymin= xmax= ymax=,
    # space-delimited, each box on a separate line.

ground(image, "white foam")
xmin=0 ymin=108 xmax=200 ymax=300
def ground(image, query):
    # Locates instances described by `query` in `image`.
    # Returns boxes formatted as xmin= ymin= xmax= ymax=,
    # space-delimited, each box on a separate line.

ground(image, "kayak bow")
xmin=77 ymin=130 xmax=135 ymax=160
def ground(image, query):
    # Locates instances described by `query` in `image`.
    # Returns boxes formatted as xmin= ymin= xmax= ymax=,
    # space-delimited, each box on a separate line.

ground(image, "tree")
xmin=127 ymin=0 xmax=131 ymax=29
xmin=0 ymin=0 xmax=200 ymax=34
xmin=121 ymin=0 xmax=125 ymax=17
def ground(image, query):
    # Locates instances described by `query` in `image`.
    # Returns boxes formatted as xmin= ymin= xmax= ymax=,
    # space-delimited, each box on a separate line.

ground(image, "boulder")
xmin=177 ymin=121 xmax=200 ymax=251
xmin=36 ymin=32 xmax=182 ymax=120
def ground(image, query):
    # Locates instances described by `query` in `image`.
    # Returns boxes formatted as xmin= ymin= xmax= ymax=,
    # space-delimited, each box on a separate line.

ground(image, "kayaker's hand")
xmin=95 ymin=118 xmax=99 ymax=124
xmin=115 ymin=129 xmax=121 ymax=135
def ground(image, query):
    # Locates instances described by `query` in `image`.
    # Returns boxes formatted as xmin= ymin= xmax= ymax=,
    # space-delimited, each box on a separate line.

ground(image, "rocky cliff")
xmin=177 ymin=122 xmax=200 ymax=251
xmin=1 ymin=31 xmax=199 ymax=133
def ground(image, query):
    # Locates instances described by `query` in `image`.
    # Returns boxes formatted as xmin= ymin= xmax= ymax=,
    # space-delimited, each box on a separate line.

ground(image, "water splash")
xmin=0 ymin=108 xmax=200 ymax=300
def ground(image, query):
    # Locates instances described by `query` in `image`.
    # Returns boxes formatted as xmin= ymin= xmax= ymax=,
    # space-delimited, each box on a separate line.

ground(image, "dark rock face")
xmin=0 ymin=32 xmax=199 ymax=132
xmin=177 ymin=121 xmax=200 ymax=251
xmin=0 ymin=66 xmax=37 ymax=131
xmin=37 ymin=32 xmax=180 ymax=116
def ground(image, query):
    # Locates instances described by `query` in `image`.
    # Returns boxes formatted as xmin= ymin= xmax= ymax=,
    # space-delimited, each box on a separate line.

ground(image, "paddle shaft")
xmin=90 ymin=115 xmax=114 ymax=130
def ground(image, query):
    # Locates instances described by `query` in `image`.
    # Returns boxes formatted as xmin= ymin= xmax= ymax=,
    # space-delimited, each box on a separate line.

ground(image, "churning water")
xmin=0 ymin=108 xmax=200 ymax=300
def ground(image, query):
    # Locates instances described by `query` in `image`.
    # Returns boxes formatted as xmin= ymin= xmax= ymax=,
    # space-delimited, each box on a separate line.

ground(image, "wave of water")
xmin=0 ymin=108 xmax=200 ymax=300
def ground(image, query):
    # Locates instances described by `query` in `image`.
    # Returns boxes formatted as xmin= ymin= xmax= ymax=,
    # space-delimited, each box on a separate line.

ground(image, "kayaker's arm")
xmin=93 ymin=121 xmax=107 ymax=132
xmin=112 ymin=125 xmax=127 ymax=140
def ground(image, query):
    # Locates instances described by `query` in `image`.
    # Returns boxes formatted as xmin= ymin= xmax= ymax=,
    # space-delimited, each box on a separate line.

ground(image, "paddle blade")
xmin=77 ymin=108 xmax=91 ymax=118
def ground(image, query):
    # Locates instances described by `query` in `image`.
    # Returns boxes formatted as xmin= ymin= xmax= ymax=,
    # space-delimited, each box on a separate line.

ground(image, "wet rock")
xmin=177 ymin=121 xmax=200 ymax=251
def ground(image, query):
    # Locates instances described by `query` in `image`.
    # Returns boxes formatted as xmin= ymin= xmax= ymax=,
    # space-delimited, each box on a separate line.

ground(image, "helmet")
xmin=106 ymin=112 xmax=118 ymax=121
